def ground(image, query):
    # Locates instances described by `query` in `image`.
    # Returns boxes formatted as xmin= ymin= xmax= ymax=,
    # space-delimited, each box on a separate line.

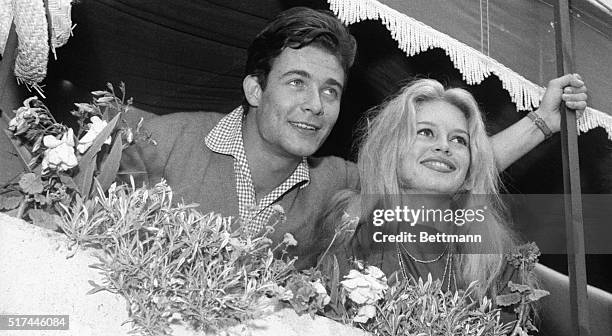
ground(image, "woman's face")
xmin=398 ymin=100 xmax=471 ymax=195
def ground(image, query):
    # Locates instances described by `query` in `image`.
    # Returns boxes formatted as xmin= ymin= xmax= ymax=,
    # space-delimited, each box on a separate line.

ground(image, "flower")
xmin=41 ymin=129 xmax=78 ymax=172
xmin=282 ymin=233 xmax=298 ymax=247
xmin=77 ymin=116 xmax=111 ymax=154
xmin=311 ymin=279 xmax=331 ymax=306
xmin=354 ymin=304 xmax=376 ymax=323
xmin=8 ymin=97 xmax=39 ymax=134
xmin=271 ymin=204 xmax=285 ymax=214
xmin=286 ymin=276 xmax=316 ymax=313
xmin=124 ymin=127 xmax=134 ymax=144
xmin=272 ymin=284 xmax=294 ymax=301
xmin=340 ymin=266 xmax=388 ymax=305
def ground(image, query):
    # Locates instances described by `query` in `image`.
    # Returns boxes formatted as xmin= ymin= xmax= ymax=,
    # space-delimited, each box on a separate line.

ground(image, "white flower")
xmin=365 ymin=265 xmax=386 ymax=279
xmin=353 ymin=304 xmax=376 ymax=323
xmin=340 ymin=266 xmax=388 ymax=305
xmin=271 ymin=204 xmax=285 ymax=214
xmin=124 ymin=127 xmax=134 ymax=144
xmin=282 ymin=232 xmax=298 ymax=247
xmin=167 ymin=312 xmax=182 ymax=322
xmin=41 ymin=129 xmax=78 ymax=172
xmin=77 ymin=116 xmax=111 ymax=154
xmin=311 ymin=280 xmax=331 ymax=306
xmin=8 ymin=97 xmax=39 ymax=133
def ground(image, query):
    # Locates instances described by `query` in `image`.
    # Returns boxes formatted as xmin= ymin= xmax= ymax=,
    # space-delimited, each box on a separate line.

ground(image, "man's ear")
xmin=243 ymin=75 xmax=262 ymax=107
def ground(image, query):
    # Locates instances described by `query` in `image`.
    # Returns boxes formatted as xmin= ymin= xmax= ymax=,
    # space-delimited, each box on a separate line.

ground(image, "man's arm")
xmin=491 ymin=74 xmax=588 ymax=171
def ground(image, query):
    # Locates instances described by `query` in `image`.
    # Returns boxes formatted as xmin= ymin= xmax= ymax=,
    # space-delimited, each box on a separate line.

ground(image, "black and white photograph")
xmin=0 ymin=1 xmax=611 ymax=335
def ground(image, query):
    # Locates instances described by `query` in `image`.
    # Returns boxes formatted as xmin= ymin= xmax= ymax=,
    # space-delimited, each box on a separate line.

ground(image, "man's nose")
xmin=303 ymin=88 xmax=324 ymax=116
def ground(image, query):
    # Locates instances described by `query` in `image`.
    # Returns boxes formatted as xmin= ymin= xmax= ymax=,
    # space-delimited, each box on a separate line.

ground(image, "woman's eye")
xmin=451 ymin=136 xmax=468 ymax=146
xmin=417 ymin=128 xmax=433 ymax=137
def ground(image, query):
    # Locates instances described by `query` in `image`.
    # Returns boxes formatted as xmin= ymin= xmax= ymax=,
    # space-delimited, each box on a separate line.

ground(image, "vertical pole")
xmin=553 ymin=1 xmax=590 ymax=335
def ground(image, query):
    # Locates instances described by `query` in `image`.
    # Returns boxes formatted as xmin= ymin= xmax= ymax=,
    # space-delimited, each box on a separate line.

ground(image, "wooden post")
xmin=553 ymin=1 xmax=590 ymax=335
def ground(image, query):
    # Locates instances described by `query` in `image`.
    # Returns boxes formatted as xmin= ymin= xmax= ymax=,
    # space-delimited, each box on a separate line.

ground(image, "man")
xmin=121 ymin=7 xmax=587 ymax=268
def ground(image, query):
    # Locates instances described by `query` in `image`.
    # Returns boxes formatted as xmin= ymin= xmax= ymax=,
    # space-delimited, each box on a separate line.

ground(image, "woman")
xmin=317 ymin=79 xmax=534 ymax=302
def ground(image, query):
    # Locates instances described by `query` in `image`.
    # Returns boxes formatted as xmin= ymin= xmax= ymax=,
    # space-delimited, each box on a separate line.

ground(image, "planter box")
xmin=0 ymin=213 xmax=366 ymax=336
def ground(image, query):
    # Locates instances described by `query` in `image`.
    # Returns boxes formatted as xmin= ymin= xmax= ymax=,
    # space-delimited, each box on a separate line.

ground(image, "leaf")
xmin=495 ymin=293 xmax=521 ymax=307
xmin=74 ymin=112 xmax=120 ymax=196
xmin=59 ymin=174 xmax=78 ymax=190
xmin=0 ymin=195 xmax=23 ymax=210
xmin=96 ymin=135 xmax=123 ymax=193
xmin=96 ymin=96 xmax=115 ymax=104
xmin=86 ymin=280 xmax=107 ymax=295
xmin=32 ymin=135 xmax=42 ymax=152
xmin=19 ymin=173 xmax=43 ymax=194
xmin=33 ymin=193 xmax=49 ymax=204
xmin=76 ymin=153 xmax=97 ymax=198
xmin=27 ymin=155 xmax=40 ymax=169
xmin=28 ymin=209 xmax=61 ymax=231
xmin=527 ymin=289 xmax=550 ymax=302
xmin=508 ymin=281 xmax=531 ymax=293
xmin=2 ymin=129 xmax=33 ymax=172
xmin=330 ymin=256 xmax=340 ymax=304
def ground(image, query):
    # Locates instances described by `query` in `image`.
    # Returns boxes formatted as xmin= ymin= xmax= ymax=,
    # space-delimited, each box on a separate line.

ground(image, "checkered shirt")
xmin=205 ymin=106 xmax=310 ymax=236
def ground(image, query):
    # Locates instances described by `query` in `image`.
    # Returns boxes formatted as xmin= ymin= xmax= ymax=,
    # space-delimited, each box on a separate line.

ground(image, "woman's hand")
xmin=536 ymin=74 xmax=588 ymax=133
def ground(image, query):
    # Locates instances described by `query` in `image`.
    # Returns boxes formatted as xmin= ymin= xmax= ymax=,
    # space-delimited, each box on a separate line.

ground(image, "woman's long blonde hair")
xmin=356 ymin=79 xmax=518 ymax=299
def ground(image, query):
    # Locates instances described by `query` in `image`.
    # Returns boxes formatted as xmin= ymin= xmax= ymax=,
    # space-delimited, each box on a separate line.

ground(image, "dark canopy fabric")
xmin=46 ymin=0 xmax=611 ymax=115
xmin=47 ymin=0 xmax=298 ymax=114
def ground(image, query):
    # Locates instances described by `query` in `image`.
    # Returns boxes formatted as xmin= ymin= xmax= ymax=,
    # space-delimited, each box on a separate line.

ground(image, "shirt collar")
xmin=205 ymin=106 xmax=310 ymax=188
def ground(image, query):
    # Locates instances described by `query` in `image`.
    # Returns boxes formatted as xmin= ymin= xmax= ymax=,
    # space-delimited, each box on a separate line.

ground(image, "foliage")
xmin=0 ymin=83 xmax=144 ymax=228
xmin=366 ymin=275 xmax=514 ymax=336
xmin=58 ymin=180 xmax=308 ymax=335
xmin=319 ymin=245 xmax=547 ymax=336
xmin=2 ymin=83 xmax=553 ymax=336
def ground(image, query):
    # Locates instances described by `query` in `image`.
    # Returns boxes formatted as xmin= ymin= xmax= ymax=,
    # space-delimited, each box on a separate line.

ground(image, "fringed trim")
xmin=0 ymin=0 xmax=74 ymax=96
xmin=13 ymin=0 xmax=49 ymax=95
xmin=327 ymin=0 xmax=612 ymax=140
xmin=579 ymin=108 xmax=612 ymax=140
xmin=48 ymin=0 xmax=74 ymax=59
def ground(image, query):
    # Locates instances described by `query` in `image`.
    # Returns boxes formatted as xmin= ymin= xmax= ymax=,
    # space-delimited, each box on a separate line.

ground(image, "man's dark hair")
xmin=242 ymin=7 xmax=357 ymax=110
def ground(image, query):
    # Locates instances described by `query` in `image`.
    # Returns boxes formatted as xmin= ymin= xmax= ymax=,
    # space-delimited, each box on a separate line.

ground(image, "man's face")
xmin=246 ymin=45 xmax=345 ymax=159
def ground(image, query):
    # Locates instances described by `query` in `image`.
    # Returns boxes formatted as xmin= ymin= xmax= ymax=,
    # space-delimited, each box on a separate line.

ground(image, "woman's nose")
xmin=432 ymin=138 xmax=451 ymax=155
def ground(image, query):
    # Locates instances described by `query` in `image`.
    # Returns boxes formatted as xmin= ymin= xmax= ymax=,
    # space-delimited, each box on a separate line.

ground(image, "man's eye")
xmin=289 ymin=79 xmax=304 ymax=87
xmin=322 ymin=87 xmax=340 ymax=99
xmin=451 ymin=136 xmax=468 ymax=146
xmin=417 ymin=128 xmax=433 ymax=137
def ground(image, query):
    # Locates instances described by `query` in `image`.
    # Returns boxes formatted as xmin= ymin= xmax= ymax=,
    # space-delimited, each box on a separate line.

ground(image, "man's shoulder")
xmin=307 ymin=155 xmax=359 ymax=188
xmin=308 ymin=155 xmax=356 ymax=170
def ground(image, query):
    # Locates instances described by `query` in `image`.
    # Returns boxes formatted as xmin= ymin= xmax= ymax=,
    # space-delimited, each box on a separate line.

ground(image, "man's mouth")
xmin=289 ymin=121 xmax=320 ymax=131
xmin=420 ymin=158 xmax=456 ymax=172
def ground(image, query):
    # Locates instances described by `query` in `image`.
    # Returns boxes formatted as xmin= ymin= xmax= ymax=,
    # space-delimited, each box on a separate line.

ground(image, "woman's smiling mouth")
xmin=420 ymin=158 xmax=456 ymax=172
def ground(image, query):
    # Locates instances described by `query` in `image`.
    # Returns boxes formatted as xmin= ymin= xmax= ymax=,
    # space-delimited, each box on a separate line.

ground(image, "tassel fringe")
xmin=328 ymin=0 xmax=612 ymax=140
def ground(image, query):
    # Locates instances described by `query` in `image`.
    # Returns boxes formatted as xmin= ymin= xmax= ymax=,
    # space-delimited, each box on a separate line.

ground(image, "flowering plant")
xmin=280 ymin=270 xmax=331 ymax=317
xmin=340 ymin=264 xmax=388 ymax=323
xmin=314 ymin=243 xmax=547 ymax=336
xmin=59 ymin=179 xmax=305 ymax=334
xmin=0 ymin=83 xmax=145 ymax=229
